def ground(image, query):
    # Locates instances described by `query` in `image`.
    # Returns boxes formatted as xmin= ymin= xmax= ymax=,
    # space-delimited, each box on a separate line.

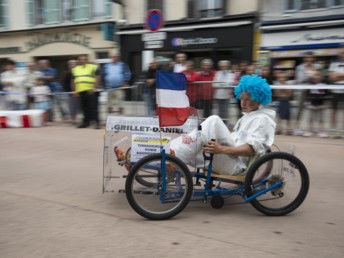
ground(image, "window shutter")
xmin=105 ymin=0 xmax=113 ymax=18
xmin=26 ymin=0 xmax=34 ymax=26
xmin=44 ymin=0 xmax=60 ymax=24
xmin=73 ymin=0 xmax=90 ymax=21
xmin=1 ymin=0 xmax=8 ymax=29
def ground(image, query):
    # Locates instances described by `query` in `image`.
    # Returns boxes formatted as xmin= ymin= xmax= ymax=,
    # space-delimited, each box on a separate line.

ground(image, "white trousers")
xmin=171 ymin=115 xmax=244 ymax=175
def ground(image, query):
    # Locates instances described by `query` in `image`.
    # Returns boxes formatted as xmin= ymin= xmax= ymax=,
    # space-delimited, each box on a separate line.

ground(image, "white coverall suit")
xmin=170 ymin=108 xmax=276 ymax=175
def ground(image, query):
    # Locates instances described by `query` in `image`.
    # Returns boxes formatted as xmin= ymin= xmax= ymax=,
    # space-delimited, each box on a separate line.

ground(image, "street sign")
xmin=145 ymin=9 xmax=163 ymax=32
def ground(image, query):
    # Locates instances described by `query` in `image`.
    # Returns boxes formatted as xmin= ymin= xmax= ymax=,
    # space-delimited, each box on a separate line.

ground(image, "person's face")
xmin=151 ymin=59 xmax=159 ymax=69
xmin=79 ymin=56 xmax=88 ymax=65
xmin=5 ymin=64 xmax=15 ymax=71
xmin=339 ymin=48 xmax=344 ymax=61
xmin=27 ymin=62 xmax=36 ymax=71
xmin=240 ymin=92 xmax=260 ymax=113
xmin=240 ymin=62 xmax=248 ymax=71
xmin=262 ymin=66 xmax=270 ymax=76
xmin=69 ymin=61 xmax=77 ymax=69
xmin=246 ymin=65 xmax=255 ymax=75
xmin=38 ymin=60 xmax=48 ymax=69
xmin=304 ymin=55 xmax=314 ymax=64
xmin=202 ymin=62 xmax=212 ymax=71
xmin=111 ymin=54 xmax=120 ymax=63
xmin=36 ymin=79 xmax=44 ymax=86
xmin=176 ymin=53 xmax=186 ymax=63
xmin=185 ymin=63 xmax=193 ymax=71
xmin=219 ymin=63 xmax=229 ymax=71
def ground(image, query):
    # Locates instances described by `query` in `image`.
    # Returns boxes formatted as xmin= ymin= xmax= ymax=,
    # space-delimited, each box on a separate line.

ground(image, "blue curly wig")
xmin=234 ymin=75 xmax=272 ymax=106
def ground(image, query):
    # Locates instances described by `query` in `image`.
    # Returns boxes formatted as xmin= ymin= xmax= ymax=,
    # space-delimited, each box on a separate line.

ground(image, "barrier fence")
xmin=1 ymin=81 xmax=344 ymax=133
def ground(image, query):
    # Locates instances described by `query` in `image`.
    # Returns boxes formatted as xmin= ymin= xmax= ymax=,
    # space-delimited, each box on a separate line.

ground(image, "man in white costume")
xmin=171 ymin=74 xmax=276 ymax=175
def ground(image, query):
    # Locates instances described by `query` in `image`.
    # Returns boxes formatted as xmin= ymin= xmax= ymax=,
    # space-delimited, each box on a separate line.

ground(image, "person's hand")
xmin=202 ymin=140 xmax=223 ymax=154
xmin=87 ymin=89 xmax=94 ymax=95
xmin=73 ymin=91 xmax=79 ymax=97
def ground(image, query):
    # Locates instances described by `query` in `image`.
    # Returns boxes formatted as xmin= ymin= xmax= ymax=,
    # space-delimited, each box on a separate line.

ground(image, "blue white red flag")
xmin=156 ymin=71 xmax=190 ymax=127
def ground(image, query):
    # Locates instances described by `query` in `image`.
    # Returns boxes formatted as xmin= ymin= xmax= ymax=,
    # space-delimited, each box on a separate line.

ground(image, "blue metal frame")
xmin=135 ymin=148 xmax=283 ymax=205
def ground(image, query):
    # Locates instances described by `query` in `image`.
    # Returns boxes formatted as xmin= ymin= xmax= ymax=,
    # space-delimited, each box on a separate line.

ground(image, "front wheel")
xmin=245 ymin=152 xmax=309 ymax=216
xmin=125 ymin=153 xmax=193 ymax=220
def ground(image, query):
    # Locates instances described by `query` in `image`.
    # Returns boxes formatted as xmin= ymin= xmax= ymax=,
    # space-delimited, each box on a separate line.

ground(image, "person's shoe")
xmin=303 ymin=131 xmax=313 ymax=137
xmin=293 ymin=128 xmax=303 ymax=136
xmin=317 ymin=132 xmax=328 ymax=138
xmin=78 ymin=123 xmax=89 ymax=128
xmin=94 ymin=123 xmax=101 ymax=129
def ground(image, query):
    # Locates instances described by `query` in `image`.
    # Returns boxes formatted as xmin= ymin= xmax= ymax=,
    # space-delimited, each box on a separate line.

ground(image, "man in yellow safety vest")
xmin=71 ymin=55 xmax=100 ymax=128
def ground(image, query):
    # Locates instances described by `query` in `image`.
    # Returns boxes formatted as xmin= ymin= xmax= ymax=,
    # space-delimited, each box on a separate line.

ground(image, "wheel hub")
xmin=268 ymin=175 xmax=284 ymax=196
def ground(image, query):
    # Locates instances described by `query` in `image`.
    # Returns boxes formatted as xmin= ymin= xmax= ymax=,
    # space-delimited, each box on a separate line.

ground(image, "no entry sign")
xmin=145 ymin=9 xmax=163 ymax=32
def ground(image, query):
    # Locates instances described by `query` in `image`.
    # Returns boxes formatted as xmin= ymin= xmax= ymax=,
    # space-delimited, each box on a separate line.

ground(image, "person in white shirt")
xmin=25 ymin=62 xmax=43 ymax=109
xmin=30 ymin=77 xmax=51 ymax=113
xmin=329 ymin=47 xmax=344 ymax=133
xmin=213 ymin=60 xmax=234 ymax=123
xmin=171 ymin=75 xmax=275 ymax=175
xmin=173 ymin=52 xmax=187 ymax=73
xmin=0 ymin=59 xmax=26 ymax=110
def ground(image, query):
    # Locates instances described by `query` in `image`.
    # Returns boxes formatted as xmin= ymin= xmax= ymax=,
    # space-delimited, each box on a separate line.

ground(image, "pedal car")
xmin=103 ymin=116 xmax=309 ymax=220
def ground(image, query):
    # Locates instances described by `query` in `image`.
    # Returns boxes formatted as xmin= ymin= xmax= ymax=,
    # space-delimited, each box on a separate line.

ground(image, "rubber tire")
xmin=126 ymin=148 xmax=161 ymax=188
xmin=210 ymin=195 xmax=224 ymax=209
xmin=125 ymin=153 xmax=193 ymax=220
xmin=244 ymin=152 xmax=309 ymax=216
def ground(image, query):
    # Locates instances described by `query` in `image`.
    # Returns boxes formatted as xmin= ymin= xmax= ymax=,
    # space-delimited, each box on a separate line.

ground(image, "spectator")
xmin=231 ymin=64 xmax=240 ymax=85
xmin=328 ymin=47 xmax=344 ymax=134
xmin=72 ymin=55 xmax=101 ymax=129
xmin=239 ymin=61 xmax=248 ymax=77
xmin=246 ymin=65 xmax=255 ymax=76
xmin=197 ymin=59 xmax=216 ymax=118
xmin=275 ymin=71 xmax=293 ymax=135
xmin=293 ymin=51 xmax=321 ymax=135
xmin=173 ymin=52 xmax=187 ymax=73
xmin=261 ymin=65 xmax=274 ymax=85
xmin=182 ymin=60 xmax=198 ymax=108
xmin=213 ymin=60 xmax=234 ymax=123
xmin=102 ymin=51 xmax=131 ymax=115
xmin=0 ymin=59 xmax=26 ymax=110
xmin=38 ymin=59 xmax=67 ymax=121
xmin=303 ymin=70 xmax=328 ymax=137
xmin=30 ymin=77 xmax=51 ymax=122
xmin=25 ymin=61 xmax=43 ymax=109
xmin=144 ymin=58 xmax=159 ymax=116
xmin=63 ymin=60 xmax=80 ymax=125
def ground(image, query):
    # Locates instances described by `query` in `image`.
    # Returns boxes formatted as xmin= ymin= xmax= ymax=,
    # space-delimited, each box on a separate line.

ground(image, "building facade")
xmin=260 ymin=0 xmax=344 ymax=69
xmin=117 ymin=0 xmax=260 ymax=79
xmin=0 ymin=0 xmax=121 ymax=77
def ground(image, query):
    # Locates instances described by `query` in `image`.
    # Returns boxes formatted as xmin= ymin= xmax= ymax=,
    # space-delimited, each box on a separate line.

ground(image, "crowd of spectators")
xmin=0 ymin=48 xmax=344 ymax=137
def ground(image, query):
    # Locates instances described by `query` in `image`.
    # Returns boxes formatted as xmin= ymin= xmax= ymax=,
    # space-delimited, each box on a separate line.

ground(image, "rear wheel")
xmin=245 ymin=152 xmax=309 ymax=216
xmin=125 ymin=153 xmax=193 ymax=220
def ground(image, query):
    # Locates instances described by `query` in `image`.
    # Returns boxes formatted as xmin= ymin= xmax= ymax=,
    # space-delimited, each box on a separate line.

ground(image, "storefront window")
xmin=34 ymin=0 xmax=44 ymax=25
xmin=0 ymin=0 xmax=8 ymax=29
xmin=300 ymin=0 xmax=327 ymax=9
xmin=284 ymin=0 xmax=343 ymax=11
xmin=62 ymin=0 xmax=73 ymax=21
xmin=199 ymin=0 xmax=224 ymax=18
xmin=147 ymin=0 xmax=163 ymax=12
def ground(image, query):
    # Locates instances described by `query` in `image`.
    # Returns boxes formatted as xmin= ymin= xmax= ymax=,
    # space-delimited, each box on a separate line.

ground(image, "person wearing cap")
xmin=170 ymin=74 xmax=276 ymax=175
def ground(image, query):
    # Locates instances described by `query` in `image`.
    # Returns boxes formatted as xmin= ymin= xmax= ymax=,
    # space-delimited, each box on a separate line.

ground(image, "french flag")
xmin=156 ymin=71 xmax=190 ymax=127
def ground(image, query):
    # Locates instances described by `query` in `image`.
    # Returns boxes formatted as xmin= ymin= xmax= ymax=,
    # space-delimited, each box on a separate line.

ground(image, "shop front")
xmin=118 ymin=14 xmax=256 ymax=79
xmin=0 ymin=24 xmax=116 ymax=81
xmin=259 ymin=19 xmax=344 ymax=70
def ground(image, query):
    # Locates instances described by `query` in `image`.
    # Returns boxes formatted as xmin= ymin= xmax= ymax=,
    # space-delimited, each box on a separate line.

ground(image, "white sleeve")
xmin=328 ymin=62 xmax=336 ymax=73
xmin=245 ymin=116 xmax=275 ymax=154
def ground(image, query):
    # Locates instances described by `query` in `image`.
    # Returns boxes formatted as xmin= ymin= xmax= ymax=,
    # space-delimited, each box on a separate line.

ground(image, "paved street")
xmin=1 ymin=126 xmax=344 ymax=257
